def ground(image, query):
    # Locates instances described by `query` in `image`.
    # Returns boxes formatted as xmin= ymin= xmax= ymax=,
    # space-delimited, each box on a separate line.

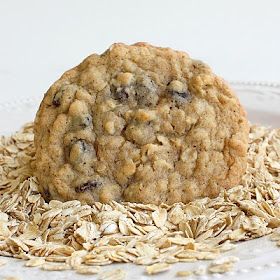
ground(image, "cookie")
xmin=34 ymin=42 xmax=249 ymax=205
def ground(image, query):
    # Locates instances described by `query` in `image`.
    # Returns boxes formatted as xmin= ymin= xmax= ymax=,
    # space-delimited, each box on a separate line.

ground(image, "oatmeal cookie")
xmin=34 ymin=42 xmax=249 ymax=204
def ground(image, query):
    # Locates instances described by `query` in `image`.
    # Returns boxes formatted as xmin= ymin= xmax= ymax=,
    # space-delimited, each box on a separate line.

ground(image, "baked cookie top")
xmin=34 ymin=42 xmax=249 ymax=205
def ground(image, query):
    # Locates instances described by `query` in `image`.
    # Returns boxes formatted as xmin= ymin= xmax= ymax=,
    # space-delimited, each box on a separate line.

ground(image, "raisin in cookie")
xmin=34 ymin=42 xmax=249 ymax=205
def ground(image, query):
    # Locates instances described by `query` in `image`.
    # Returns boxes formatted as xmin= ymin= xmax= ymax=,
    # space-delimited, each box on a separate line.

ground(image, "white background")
xmin=0 ymin=0 xmax=280 ymax=103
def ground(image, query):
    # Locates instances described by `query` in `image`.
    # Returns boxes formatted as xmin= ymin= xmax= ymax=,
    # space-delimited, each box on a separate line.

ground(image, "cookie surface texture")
xmin=34 ymin=43 xmax=249 ymax=204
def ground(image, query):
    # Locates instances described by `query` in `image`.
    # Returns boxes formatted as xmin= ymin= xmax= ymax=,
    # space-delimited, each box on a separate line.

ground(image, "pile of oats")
xmin=0 ymin=123 xmax=279 ymax=277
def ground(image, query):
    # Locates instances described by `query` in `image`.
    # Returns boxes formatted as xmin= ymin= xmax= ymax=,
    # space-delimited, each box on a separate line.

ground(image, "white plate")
xmin=0 ymin=82 xmax=280 ymax=280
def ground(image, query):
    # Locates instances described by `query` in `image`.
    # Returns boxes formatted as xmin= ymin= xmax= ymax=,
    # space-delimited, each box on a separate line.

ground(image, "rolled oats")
xmin=98 ymin=268 xmax=126 ymax=280
xmin=176 ymin=270 xmax=192 ymax=277
xmin=25 ymin=258 xmax=45 ymax=267
xmin=0 ymin=123 xmax=279 ymax=277
xmin=146 ymin=263 xmax=171 ymax=275
xmin=193 ymin=265 xmax=207 ymax=275
xmin=208 ymin=256 xmax=239 ymax=274
xmin=41 ymin=263 xmax=71 ymax=271
xmin=75 ymin=265 xmax=100 ymax=274
xmin=0 ymin=258 xmax=7 ymax=266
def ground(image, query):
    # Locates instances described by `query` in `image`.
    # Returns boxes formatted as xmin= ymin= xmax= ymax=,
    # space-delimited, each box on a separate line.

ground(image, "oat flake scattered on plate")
xmin=0 ymin=123 xmax=279 ymax=276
